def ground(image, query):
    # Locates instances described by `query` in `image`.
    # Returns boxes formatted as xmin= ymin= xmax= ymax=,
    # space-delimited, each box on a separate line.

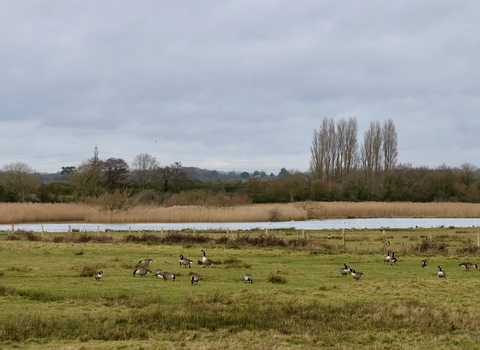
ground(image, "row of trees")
xmin=310 ymin=118 xmax=398 ymax=181
xmin=1 ymin=160 xmax=479 ymax=204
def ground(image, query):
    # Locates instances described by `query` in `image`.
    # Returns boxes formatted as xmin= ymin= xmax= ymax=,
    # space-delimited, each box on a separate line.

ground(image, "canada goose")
xmin=437 ymin=266 xmax=446 ymax=279
xmin=306 ymin=235 xmax=313 ymax=239
xmin=156 ymin=271 xmax=175 ymax=281
xmin=201 ymin=249 xmax=215 ymax=268
xmin=390 ymin=252 xmax=397 ymax=266
xmin=244 ymin=274 xmax=253 ymax=283
xmin=133 ymin=268 xmax=151 ymax=277
xmin=179 ymin=255 xmax=193 ymax=268
xmin=351 ymin=270 xmax=363 ymax=281
xmin=93 ymin=271 xmax=103 ymax=281
xmin=421 ymin=260 xmax=427 ymax=268
xmin=382 ymin=240 xmax=391 ymax=245
xmin=459 ymin=262 xmax=478 ymax=271
xmin=153 ymin=269 xmax=163 ymax=275
xmin=191 ymin=273 xmax=201 ymax=285
xmin=384 ymin=252 xmax=391 ymax=264
xmin=396 ymin=242 xmax=404 ymax=246
xmin=328 ymin=233 xmax=332 ymax=239
xmin=139 ymin=259 xmax=153 ymax=265
xmin=340 ymin=264 xmax=350 ymax=277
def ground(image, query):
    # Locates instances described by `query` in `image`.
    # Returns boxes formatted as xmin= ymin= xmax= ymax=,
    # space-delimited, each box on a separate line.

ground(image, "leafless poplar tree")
xmin=361 ymin=121 xmax=383 ymax=175
xmin=340 ymin=117 xmax=359 ymax=176
xmin=310 ymin=117 xmax=359 ymax=181
xmin=382 ymin=119 xmax=398 ymax=171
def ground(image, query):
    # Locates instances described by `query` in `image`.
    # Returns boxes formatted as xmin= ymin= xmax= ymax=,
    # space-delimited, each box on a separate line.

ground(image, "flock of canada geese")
xmin=341 ymin=250 xmax=479 ymax=281
xmin=92 ymin=247 xmax=478 ymax=284
xmin=93 ymin=249 xmax=254 ymax=284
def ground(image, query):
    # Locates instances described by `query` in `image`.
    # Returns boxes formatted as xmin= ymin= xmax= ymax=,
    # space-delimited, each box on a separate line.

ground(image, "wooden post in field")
xmin=194 ymin=227 xmax=196 ymax=235
xmin=266 ymin=228 xmax=268 ymax=236
xmin=129 ymin=226 xmax=131 ymax=235
xmin=41 ymin=225 xmax=44 ymax=238
xmin=342 ymin=228 xmax=345 ymax=250
xmin=429 ymin=232 xmax=432 ymax=242
xmin=383 ymin=230 xmax=386 ymax=251
xmin=161 ymin=227 xmax=163 ymax=237
xmin=68 ymin=225 xmax=71 ymax=233
xmin=97 ymin=226 xmax=100 ymax=237
xmin=477 ymin=232 xmax=479 ymax=247
xmin=227 ymin=227 xmax=229 ymax=238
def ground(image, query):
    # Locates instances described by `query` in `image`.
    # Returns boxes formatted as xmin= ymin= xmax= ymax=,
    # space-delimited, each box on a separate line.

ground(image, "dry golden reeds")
xmin=1 ymin=201 xmax=480 ymax=224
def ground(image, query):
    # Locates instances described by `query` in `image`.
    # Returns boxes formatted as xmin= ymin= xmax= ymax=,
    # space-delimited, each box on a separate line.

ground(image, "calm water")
xmin=1 ymin=218 xmax=480 ymax=232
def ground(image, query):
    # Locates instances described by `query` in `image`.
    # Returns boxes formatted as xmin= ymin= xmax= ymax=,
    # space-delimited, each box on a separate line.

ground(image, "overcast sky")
xmin=1 ymin=1 xmax=479 ymax=175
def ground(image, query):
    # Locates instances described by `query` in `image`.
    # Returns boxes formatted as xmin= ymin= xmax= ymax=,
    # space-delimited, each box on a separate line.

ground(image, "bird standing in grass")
xmin=384 ymin=252 xmax=391 ymax=264
xmin=244 ymin=274 xmax=253 ymax=283
xmin=351 ymin=270 xmax=363 ymax=281
xmin=459 ymin=262 xmax=478 ymax=271
xmin=421 ymin=260 xmax=427 ymax=268
xmin=156 ymin=271 xmax=175 ymax=281
xmin=93 ymin=271 xmax=102 ymax=281
xmin=191 ymin=273 xmax=201 ymax=285
xmin=139 ymin=259 xmax=153 ymax=265
xmin=340 ymin=264 xmax=350 ymax=277
xmin=390 ymin=252 xmax=397 ymax=266
xmin=201 ymin=249 xmax=215 ymax=268
xmin=437 ymin=266 xmax=446 ymax=279
xmin=179 ymin=255 xmax=193 ymax=268
xmin=133 ymin=268 xmax=151 ymax=277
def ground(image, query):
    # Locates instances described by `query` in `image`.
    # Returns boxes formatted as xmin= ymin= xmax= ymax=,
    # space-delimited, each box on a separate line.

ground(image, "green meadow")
xmin=1 ymin=227 xmax=480 ymax=349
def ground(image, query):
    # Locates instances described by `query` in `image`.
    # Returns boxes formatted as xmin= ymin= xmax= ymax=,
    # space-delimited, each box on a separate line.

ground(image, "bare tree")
xmin=283 ymin=170 xmax=308 ymax=202
xmin=344 ymin=117 xmax=359 ymax=174
xmin=361 ymin=121 xmax=383 ymax=176
xmin=382 ymin=119 xmax=398 ymax=171
xmin=310 ymin=117 xmax=337 ymax=181
xmin=0 ymin=162 xmax=42 ymax=202
xmin=131 ymin=153 xmax=159 ymax=189
xmin=68 ymin=159 xmax=105 ymax=201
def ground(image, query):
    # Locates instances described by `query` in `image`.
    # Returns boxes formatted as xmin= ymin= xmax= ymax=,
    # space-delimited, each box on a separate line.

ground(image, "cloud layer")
xmin=1 ymin=1 xmax=479 ymax=173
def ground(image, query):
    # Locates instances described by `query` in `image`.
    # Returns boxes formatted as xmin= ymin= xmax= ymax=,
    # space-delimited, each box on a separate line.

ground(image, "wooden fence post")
xmin=41 ymin=224 xmax=44 ymax=239
xmin=383 ymin=230 xmax=386 ymax=250
xmin=97 ymin=226 xmax=100 ymax=237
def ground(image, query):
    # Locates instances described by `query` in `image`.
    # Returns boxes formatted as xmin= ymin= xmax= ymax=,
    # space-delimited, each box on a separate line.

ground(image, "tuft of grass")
xmin=268 ymin=273 xmax=288 ymax=284
xmin=222 ymin=257 xmax=251 ymax=269
xmin=80 ymin=265 xmax=99 ymax=277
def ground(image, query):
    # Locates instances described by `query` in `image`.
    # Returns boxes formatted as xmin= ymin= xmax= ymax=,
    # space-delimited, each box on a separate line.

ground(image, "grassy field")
xmin=1 ymin=227 xmax=480 ymax=349
xmin=3 ymin=201 xmax=480 ymax=224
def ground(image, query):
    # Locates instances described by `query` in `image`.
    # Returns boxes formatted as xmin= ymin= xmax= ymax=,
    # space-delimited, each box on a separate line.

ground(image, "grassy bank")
xmin=1 ymin=227 xmax=480 ymax=349
xmin=2 ymin=201 xmax=480 ymax=225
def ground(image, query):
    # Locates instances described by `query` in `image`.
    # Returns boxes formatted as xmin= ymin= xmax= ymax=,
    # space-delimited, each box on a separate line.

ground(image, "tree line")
xmin=1 ymin=119 xmax=480 ymax=204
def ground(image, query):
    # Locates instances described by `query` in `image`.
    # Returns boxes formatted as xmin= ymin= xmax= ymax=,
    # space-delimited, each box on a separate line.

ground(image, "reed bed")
xmin=1 ymin=201 xmax=480 ymax=225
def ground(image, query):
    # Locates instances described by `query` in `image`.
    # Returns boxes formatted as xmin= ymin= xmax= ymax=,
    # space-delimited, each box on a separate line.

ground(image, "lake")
xmin=1 ymin=217 xmax=480 ymax=232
